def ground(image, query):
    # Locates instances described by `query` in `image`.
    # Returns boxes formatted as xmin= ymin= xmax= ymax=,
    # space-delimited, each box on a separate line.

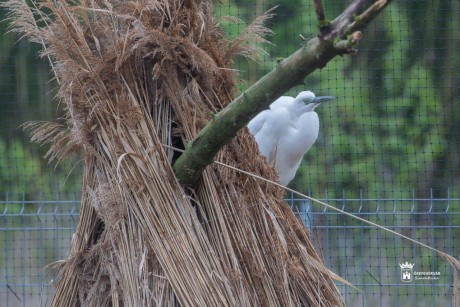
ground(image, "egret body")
xmin=248 ymin=91 xmax=334 ymax=185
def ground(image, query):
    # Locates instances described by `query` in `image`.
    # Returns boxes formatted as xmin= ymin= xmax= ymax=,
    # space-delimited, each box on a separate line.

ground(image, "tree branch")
xmin=173 ymin=0 xmax=392 ymax=187
xmin=324 ymin=0 xmax=390 ymax=40
xmin=345 ymin=0 xmax=391 ymax=36
xmin=314 ymin=0 xmax=329 ymax=34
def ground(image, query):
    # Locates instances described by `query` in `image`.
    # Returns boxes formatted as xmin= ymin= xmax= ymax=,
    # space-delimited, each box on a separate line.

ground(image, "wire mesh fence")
xmin=0 ymin=198 xmax=80 ymax=307
xmin=287 ymin=191 xmax=460 ymax=307
xmin=1 ymin=0 xmax=460 ymax=305
xmin=1 ymin=193 xmax=459 ymax=307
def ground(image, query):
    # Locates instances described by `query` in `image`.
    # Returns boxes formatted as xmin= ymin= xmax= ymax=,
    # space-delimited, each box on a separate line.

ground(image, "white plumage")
xmin=248 ymin=91 xmax=334 ymax=185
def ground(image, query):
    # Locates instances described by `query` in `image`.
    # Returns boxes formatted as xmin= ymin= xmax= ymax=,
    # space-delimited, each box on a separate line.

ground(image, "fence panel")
xmin=1 ymin=194 xmax=459 ymax=307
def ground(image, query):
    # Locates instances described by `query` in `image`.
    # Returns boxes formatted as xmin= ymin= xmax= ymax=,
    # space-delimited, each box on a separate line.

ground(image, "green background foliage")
xmin=218 ymin=0 xmax=460 ymax=202
xmin=1 ymin=0 xmax=459 ymax=202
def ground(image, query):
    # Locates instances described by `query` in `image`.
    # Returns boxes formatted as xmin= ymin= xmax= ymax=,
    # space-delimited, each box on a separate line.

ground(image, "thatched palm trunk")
xmin=6 ymin=0 xmax=344 ymax=305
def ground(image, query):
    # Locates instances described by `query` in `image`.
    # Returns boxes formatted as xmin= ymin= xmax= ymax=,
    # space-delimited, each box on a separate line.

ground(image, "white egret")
xmin=248 ymin=91 xmax=335 ymax=185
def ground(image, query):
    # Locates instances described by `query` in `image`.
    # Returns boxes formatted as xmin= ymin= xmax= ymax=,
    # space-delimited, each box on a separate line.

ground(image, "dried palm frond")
xmin=4 ymin=0 xmax=344 ymax=306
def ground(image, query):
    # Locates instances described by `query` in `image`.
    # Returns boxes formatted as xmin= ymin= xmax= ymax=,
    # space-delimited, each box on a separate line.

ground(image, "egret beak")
xmin=312 ymin=96 xmax=335 ymax=104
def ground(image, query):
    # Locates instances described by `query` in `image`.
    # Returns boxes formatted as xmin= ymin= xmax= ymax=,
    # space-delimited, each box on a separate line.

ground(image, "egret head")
xmin=295 ymin=91 xmax=335 ymax=112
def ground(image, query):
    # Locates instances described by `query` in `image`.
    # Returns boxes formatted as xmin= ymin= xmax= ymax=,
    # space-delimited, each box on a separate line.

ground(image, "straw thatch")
xmin=5 ymin=0 xmax=344 ymax=305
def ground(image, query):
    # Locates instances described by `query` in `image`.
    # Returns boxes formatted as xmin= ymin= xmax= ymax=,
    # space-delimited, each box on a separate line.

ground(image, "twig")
xmin=345 ymin=0 xmax=391 ymax=35
xmin=313 ymin=0 xmax=329 ymax=31
xmin=6 ymin=284 xmax=22 ymax=302
xmin=325 ymin=0 xmax=392 ymax=41
xmin=333 ymin=31 xmax=362 ymax=54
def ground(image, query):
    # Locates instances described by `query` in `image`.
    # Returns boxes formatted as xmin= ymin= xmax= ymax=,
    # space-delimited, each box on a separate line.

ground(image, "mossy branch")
xmin=314 ymin=0 xmax=330 ymax=34
xmin=173 ymin=0 xmax=392 ymax=186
